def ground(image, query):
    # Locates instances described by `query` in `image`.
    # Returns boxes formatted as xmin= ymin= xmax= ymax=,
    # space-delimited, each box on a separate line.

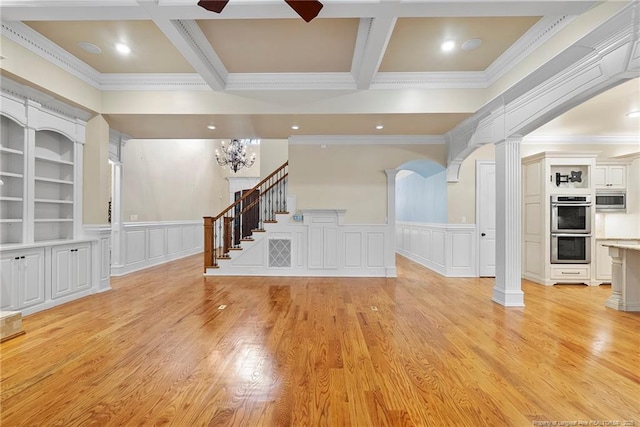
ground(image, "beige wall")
xmin=83 ymin=115 xmax=110 ymax=224
xmin=260 ymin=139 xmax=289 ymax=180
xmin=122 ymin=139 xmax=226 ymax=222
xmin=289 ymin=143 xmax=446 ymax=224
xmin=447 ymin=143 xmax=496 ymax=224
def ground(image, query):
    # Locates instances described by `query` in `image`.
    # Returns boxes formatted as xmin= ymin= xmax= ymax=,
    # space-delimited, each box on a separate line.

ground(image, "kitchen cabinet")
xmin=595 ymin=239 xmax=640 ymax=283
xmin=0 ymin=248 xmax=45 ymax=311
xmin=593 ymin=164 xmax=626 ymax=189
xmin=521 ymin=152 xmax=597 ymax=286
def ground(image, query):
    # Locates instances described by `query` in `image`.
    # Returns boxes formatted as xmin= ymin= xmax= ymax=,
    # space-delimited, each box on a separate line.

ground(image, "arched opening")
xmin=395 ymin=159 xmax=447 ymax=223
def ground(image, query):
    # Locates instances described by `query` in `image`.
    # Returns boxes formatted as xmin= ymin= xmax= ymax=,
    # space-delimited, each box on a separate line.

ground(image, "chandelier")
xmin=215 ymin=139 xmax=257 ymax=173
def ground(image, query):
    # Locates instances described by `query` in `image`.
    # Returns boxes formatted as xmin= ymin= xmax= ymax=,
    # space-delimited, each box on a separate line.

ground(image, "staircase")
xmin=203 ymin=161 xmax=288 ymax=272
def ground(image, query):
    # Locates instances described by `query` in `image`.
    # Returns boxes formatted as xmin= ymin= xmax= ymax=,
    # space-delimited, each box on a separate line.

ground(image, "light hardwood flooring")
xmin=1 ymin=254 xmax=639 ymax=426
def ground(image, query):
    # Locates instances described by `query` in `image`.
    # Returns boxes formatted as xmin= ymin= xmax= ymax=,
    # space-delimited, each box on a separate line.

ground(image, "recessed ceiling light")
xmin=115 ymin=43 xmax=131 ymax=55
xmin=376 ymin=124 xmax=384 ymax=130
xmin=461 ymin=38 xmax=482 ymax=51
xmin=207 ymin=124 xmax=216 ymax=130
xmin=78 ymin=41 xmax=102 ymax=54
xmin=626 ymin=110 xmax=640 ymax=118
xmin=291 ymin=124 xmax=300 ymax=130
xmin=441 ymin=40 xmax=456 ymax=52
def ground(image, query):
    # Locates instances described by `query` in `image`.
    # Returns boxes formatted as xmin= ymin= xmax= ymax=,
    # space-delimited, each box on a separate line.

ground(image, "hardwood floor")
xmin=1 ymin=254 xmax=639 ymax=426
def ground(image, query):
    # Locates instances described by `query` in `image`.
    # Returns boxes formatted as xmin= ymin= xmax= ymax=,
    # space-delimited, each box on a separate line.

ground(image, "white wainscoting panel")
xmin=206 ymin=211 xmax=391 ymax=277
xmin=111 ymin=220 xmax=203 ymax=276
xmin=396 ymin=222 xmax=477 ymax=277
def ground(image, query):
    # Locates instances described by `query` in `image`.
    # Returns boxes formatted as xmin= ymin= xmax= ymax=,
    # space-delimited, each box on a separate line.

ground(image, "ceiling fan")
xmin=197 ymin=0 xmax=324 ymax=23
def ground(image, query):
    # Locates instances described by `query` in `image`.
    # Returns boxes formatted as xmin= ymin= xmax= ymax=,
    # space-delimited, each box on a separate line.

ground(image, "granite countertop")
xmin=601 ymin=243 xmax=640 ymax=252
xmin=596 ymin=237 xmax=640 ymax=241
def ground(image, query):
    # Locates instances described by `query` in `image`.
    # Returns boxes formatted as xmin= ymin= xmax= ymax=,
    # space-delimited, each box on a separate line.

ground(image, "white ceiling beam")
xmin=0 ymin=0 xmax=598 ymax=21
xmin=352 ymin=16 xmax=396 ymax=90
xmin=136 ymin=1 xmax=228 ymax=91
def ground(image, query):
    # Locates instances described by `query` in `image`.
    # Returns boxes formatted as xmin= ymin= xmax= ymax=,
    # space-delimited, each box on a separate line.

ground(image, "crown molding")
xmin=372 ymin=72 xmax=487 ymax=89
xmin=1 ymin=20 xmax=102 ymax=89
xmin=289 ymin=135 xmax=445 ymax=145
xmin=523 ymin=135 xmax=640 ymax=145
xmin=485 ymin=15 xmax=576 ymax=86
xmin=0 ymin=76 xmax=93 ymax=121
xmin=100 ymin=73 xmax=210 ymax=91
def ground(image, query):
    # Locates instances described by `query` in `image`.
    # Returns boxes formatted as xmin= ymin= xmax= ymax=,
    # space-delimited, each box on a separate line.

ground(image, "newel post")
xmin=203 ymin=216 xmax=214 ymax=271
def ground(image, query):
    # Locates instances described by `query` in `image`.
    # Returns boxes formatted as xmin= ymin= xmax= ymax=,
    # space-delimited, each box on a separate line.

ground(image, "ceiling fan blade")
xmin=197 ymin=0 xmax=229 ymax=14
xmin=284 ymin=0 xmax=323 ymax=22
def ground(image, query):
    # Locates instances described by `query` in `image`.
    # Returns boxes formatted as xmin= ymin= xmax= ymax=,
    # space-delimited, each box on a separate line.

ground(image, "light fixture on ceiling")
xmin=215 ymin=139 xmax=257 ymax=173
xmin=115 ymin=43 xmax=131 ymax=55
xmin=78 ymin=41 xmax=102 ymax=54
xmin=441 ymin=40 xmax=456 ymax=52
xmin=291 ymin=124 xmax=300 ymax=130
xmin=626 ymin=110 xmax=640 ymax=118
xmin=376 ymin=124 xmax=384 ymax=130
xmin=207 ymin=124 xmax=216 ymax=130
xmin=461 ymin=38 xmax=482 ymax=51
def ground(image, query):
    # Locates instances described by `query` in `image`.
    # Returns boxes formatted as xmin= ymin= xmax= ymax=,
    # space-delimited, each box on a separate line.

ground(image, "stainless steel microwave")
xmin=595 ymin=191 xmax=626 ymax=212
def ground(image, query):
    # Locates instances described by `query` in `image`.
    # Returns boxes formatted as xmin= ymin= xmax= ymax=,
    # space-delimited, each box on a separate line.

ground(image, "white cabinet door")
xmin=594 ymin=165 xmax=626 ymax=189
xmin=51 ymin=243 xmax=92 ymax=298
xmin=74 ymin=244 xmax=91 ymax=291
xmin=0 ymin=256 xmax=19 ymax=310
xmin=595 ymin=241 xmax=614 ymax=282
xmin=593 ymin=166 xmax=607 ymax=188
xmin=1 ymin=249 xmax=45 ymax=309
xmin=52 ymin=246 xmax=73 ymax=299
xmin=20 ymin=251 xmax=45 ymax=308
xmin=607 ymin=165 xmax=626 ymax=188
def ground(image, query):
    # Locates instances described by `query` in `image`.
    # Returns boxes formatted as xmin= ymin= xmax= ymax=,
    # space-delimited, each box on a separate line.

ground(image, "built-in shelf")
xmin=0 ymin=172 xmax=24 ymax=179
xmin=0 ymin=146 xmax=23 ymax=155
xmin=34 ymin=177 xmax=74 ymax=185
xmin=0 ymin=219 xmax=23 ymax=224
xmin=34 ymin=156 xmax=74 ymax=166
xmin=34 ymin=219 xmax=74 ymax=223
xmin=0 ymin=197 xmax=23 ymax=202
xmin=34 ymin=199 xmax=73 ymax=204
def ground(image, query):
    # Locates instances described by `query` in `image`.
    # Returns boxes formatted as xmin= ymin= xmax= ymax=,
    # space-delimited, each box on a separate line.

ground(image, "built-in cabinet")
xmin=304 ymin=210 xmax=343 ymax=270
xmin=0 ymin=89 xmax=108 ymax=316
xmin=52 ymin=242 xmax=91 ymax=299
xmin=593 ymin=163 xmax=626 ymax=189
xmin=0 ymin=248 xmax=45 ymax=311
xmin=522 ymin=152 xmax=597 ymax=286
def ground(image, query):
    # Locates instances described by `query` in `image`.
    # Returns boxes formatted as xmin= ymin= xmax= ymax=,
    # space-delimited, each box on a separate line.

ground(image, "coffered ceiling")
xmin=0 ymin=0 xmax=638 ymax=142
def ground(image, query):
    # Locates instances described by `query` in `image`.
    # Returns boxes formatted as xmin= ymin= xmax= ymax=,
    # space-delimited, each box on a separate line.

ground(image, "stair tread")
xmin=252 ymin=229 xmax=266 ymax=232
xmin=264 ymin=220 xmax=277 ymax=223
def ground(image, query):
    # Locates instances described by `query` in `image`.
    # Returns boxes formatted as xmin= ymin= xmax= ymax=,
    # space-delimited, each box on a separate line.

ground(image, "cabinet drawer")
xmin=551 ymin=265 xmax=590 ymax=280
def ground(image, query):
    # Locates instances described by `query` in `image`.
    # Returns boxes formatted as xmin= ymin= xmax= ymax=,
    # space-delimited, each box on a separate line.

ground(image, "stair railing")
xmin=204 ymin=161 xmax=288 ymax=270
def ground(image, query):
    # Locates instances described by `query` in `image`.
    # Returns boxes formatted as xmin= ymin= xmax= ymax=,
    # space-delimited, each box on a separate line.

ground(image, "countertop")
xmin=601 ymin=243 xmax=640 ymax=252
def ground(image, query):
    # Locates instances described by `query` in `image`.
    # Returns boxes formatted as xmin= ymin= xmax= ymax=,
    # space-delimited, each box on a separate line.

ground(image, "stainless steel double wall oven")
xmin=550 ymin=195 xmax=592 ymax=264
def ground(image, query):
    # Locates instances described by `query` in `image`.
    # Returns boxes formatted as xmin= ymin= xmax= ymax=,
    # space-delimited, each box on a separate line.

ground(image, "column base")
xmin=492 ymin=286 xmax=525 ymax=307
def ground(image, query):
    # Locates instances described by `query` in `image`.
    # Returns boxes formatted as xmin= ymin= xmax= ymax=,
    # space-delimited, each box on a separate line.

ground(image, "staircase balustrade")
xmin=204 ymin=161 xmax=288 ymax=270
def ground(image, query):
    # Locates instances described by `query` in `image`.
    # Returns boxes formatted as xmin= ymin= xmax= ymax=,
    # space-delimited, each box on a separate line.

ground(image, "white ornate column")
xmin=605 ymin=246 xmax=624 ymax=310
xmin=110 ymin=160 xmax=124 ymax=272
xmin=385 ymin=169 xmax=400 ymax=277
xmin=493 ymin=136 xmax=525 ymax=307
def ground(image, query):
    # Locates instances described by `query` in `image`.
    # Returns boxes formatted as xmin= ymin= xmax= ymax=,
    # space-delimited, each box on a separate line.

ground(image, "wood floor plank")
xmin=2 ymin=253 xmax=639 ymax=426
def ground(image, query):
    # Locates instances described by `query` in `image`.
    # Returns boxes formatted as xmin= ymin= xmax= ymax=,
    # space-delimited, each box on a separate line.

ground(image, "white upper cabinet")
xmin=593 ymin=164 xmax=626 ymax=189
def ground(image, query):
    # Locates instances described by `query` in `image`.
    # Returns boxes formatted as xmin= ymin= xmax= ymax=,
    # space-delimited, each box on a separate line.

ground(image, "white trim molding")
xmin=289 ymin=135 xmax=446 ymax=146
xmin=396 ymin=222 xmax=477 ymax=277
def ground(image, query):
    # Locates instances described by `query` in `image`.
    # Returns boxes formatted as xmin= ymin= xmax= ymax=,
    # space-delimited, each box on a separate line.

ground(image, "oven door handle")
xmin=551 ymin=203 xmax=592 ymax=207
xmin=551 ymin=233 xmax=592 ymax=237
